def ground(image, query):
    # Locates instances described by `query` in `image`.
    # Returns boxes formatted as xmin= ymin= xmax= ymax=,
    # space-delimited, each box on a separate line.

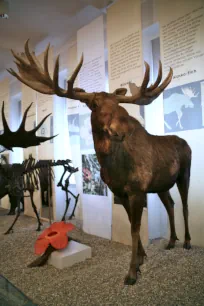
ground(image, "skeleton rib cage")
xmin=1 ymin=156 xmax=78 ymax=197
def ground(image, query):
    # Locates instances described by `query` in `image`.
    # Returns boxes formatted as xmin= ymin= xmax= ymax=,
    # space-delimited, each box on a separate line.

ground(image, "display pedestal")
xmin=48 ymin=240 xmax=92 ymax=269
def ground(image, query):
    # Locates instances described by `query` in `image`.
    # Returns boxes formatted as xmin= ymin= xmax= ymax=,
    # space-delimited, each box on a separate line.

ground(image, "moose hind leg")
xmin=176 ymin=172 xmax=191 ymax=249
xmin=124 ymin=192 xmax=145 ymax=285
xmin=158 ymin=191 xmax=179 ymax=249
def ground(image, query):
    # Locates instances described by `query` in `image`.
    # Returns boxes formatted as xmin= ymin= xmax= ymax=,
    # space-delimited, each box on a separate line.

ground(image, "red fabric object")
xmin=34 ymin=221 xmax=75 ymax=255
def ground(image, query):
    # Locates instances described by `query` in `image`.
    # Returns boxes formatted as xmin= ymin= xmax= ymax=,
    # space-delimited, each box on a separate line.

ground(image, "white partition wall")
xmin=76 ymin=15 xmax=112 ymax=239
xmin=66 ymin=43 xmax=83 ymax=222
xmin=155 ymin=0 xmax=204 ymax=246
xmin=107 ymin=0 xmax=148 ymax=246
xmin=36 ymin=48 xmax=57 ymax=220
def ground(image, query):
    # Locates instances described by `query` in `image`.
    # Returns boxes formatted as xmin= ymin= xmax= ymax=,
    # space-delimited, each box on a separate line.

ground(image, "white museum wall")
xmin=77 ymin=15 xmax=112 ymax=239
xmin=66 ymin=42 xmax=83 ymax=222
xmin=142 ymin=23 xmax=168 ymax=240
xmin=53 ymin=70 xmax=73 ymax=221
xmin=155 ymin=0 xmax=204 ymax=247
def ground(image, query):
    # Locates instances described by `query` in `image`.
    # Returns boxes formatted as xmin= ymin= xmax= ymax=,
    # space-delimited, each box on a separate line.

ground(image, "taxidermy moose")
xmin=8 ymin=40 xmax=192 ymax=285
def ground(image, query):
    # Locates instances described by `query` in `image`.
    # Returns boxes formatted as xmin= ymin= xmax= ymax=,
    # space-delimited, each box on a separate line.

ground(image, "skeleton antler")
xmin=0 ymin=102 xmax=56 ymax=151
xmin=8 ymin=39 xmax=173 ymax=106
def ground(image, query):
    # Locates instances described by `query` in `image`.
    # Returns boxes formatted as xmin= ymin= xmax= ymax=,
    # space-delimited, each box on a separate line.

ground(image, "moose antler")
xmin=0 ymin=102 xmax=56 ymax=151
xmin=115 ymin=61 xmax=173 ymax=105
xmin=8 ymin=39 xmax=173 ymax=106
xmin=8 ymin=39 xmax=94 ymax=103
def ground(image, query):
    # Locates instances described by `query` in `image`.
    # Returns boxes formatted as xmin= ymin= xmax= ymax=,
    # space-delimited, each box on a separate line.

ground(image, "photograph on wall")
xmin=67 ymin=114 xmax=80 ymax=146
xmin=164 ymin=80 xmax=204 ymax=133
xmin=79 ymin=113 xmax=94 ymax=150
xmin=82 ymin=153 xmax=107 ymax=196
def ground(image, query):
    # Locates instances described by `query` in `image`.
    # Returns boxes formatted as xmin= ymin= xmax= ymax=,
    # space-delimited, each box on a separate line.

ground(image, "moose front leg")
xmin=121 ymin=195 xmax=147 ymax=270
xmin=124 ymin=192 xmax=145 ymax=285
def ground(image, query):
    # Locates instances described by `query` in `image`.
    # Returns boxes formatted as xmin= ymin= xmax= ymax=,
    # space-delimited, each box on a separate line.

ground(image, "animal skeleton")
xmin=9 ymin=40 xmax=192 ymax=286
xmin=1 ymin=156 xmax=79 ymax=235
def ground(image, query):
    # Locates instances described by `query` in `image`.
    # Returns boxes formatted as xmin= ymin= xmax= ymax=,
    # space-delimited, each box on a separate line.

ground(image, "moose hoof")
xmin=166 ymin=243 xmax=175 ymax=250
xmin=136 ymin=267 xmax=142 ymax=274
xmin=124 ymin=275 xmax=137 ymax=286
xmin=183 ymin=241 xmax=191 ymax=250
xmin=166 ymin=239 xmax=177 ymax=250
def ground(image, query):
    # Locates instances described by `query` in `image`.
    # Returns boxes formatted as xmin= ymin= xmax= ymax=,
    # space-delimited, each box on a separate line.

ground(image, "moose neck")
xmin=91 ymin=112 xmax=148 ymax=158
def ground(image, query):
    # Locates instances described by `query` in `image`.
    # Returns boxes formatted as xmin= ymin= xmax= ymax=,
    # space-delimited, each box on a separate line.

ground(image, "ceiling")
xmin=0 ymin=0 xmax=114 ymax=78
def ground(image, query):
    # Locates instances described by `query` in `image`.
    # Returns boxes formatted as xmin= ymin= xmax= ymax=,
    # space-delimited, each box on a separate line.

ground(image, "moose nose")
xmin=109 ymin=126 xmax=118 ymax=137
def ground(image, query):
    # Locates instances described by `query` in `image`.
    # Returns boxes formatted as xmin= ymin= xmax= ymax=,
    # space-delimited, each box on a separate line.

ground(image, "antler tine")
xmin=1 ymin=102 xmax=10 ymax=132
xmin=10 ymin=49 xmax=30 ymax=67
xmin=37 ymin=134 xmax=58 ymax=143
xmin=44 ymin=43 xmax=52 ymax=81
xmin=31 ymin=113 xmax=52 ymax=133
xmin=68 ymin=53 xmax=84 ymax=87
xmin=53 ymin=55 xmax=67 ymax=97
xmin=25 ymin=39 xmax=39 ymax=68
xmin=147 ymin=60 xmax=162 ymax=92
xmin=18 ymin=103 xmax=33 ymax=131
xmin=147 ymin=66 xmax=173 ymax=97
xmin=9 ymin=42 xmax=95 ymax=104
xmin=65 ymin=54 xmax=95 ymax=102
xmin=141 ymin=62 xmax=150 ymax=93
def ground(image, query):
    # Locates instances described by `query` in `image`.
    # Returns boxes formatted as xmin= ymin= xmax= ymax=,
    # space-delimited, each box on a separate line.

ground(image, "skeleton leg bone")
xmin=29 ymin=190 xmax=42 ymax=231
xmin=4 ymin=196 xmax=21 ymax=234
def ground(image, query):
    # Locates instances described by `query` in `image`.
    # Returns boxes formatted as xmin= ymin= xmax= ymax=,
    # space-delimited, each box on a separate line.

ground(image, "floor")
xmin=0 ymin=209 xmax=204 ymax=306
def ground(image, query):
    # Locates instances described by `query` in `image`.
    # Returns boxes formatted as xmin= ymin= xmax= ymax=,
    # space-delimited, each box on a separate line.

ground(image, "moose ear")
xmin=113 ymin=88 xmax=128 ymax=96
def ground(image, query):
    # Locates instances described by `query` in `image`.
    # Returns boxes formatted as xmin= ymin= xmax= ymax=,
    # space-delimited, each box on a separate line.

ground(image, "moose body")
xmin=9 ymin=40 xmax=192 ymax=286
xmin=91 ymin=95 xmax=190 ymax=194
